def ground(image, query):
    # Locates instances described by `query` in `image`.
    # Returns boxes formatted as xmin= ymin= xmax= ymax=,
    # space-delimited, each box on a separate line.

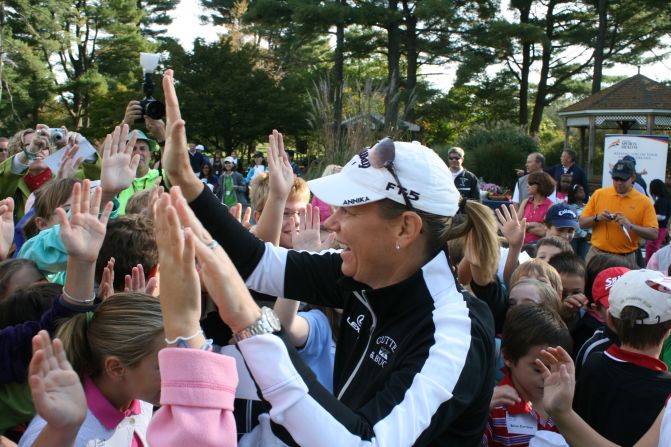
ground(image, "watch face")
xmin=263 ymin=307 xmax=282 ymax=332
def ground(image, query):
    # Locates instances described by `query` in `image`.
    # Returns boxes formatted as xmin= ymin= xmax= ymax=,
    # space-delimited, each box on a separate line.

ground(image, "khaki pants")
xmin=586 ymin=245 xmax=637 ymax=265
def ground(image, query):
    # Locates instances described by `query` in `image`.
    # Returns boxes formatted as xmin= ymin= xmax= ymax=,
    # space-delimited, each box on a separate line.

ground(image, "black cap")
xmin=612 ymin=159 xmax=635 ymax=180
xmin=253 ymin=151 xmax=264 ymax=158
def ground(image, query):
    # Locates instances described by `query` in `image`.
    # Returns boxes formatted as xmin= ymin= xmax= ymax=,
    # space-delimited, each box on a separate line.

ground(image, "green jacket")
xmin=0 ymin=154 xmax=101 ymax=221
xmin=117 ymin=168 xmax=161 ymax=215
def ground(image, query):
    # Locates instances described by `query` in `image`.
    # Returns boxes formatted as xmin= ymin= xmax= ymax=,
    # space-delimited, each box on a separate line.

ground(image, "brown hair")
xmin=0 ymin=259 xmax=45 ymax=301
xmin=585 ymin=253 xmax=636 ymax=302
xmin=509 ymin=258 xmax=563 ymax=298
xmin=377 ymin=198 xmax=500 ymax=282
xmin=502 ymin=303 xmax=572 ymax=364
xmin=0 ymin=283 xmax=60 ymax=328
xmin=250 ymin=172 xmax=310 ymax=214
xmin=527 ymin=171 xmax=556 ymax=198
xmin=547 ymin=252 xmax=585 ymax=278
xmin=23 ymin=178 xmax=78 ymax=240
xmin=610 ymin=306 xmax=671 ymax=350
xmin=536 ymin=236 xmax=573 ymax=258
xmin=95 ymin=215 xmax=158 ymax=291
xmin=56 ymin=292 xmax=163 ymax=378
xmin=125 ymin=188 xmax=154 ymax=216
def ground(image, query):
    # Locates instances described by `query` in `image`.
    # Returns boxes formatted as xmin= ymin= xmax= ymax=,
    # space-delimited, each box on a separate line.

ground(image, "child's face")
xmin=505 ymin=345 xmax=548 ymax=403
xmin=280 ymin=199 xmax=307 ymax=248
xmin=509 ymin=283 xmax=542 ymax=307
xmin=536 ymin=245 xmax=561 ymax=261
xmin=560 ymin=273 xmax=584 ymax=301
xmin=547 ymin=226 xmax=575 ymax=242
xmin=560 ymin=176 xmax=572 ymax=191
xmin=121 ymin=335 xmax=163 ymax=406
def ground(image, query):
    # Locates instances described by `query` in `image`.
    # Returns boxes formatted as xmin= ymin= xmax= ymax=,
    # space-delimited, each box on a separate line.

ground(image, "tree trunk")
xmin=403 ymin=1 xmax=417 ymax=122
xmin=384 ymin=0 xmax=401 ymax=134
xmin=591 ymin=0 xmax=608 ymax=93
xmin=332 ymin=0 xmax=345 ymax=152
xmin=519 ymin=5 xmax=531 ymax=128
xmin=529 ymin=0 xmax=556 ymax=136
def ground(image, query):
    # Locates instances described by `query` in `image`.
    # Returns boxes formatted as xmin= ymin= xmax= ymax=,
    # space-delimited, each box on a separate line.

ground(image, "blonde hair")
xmin=378 ymin=199 xmax=500 ymax=282
xmin=509 ymin=259 xmax=563 ymax=298
xmin=509 ymin=278 xmax=562 ymax=314
xmin=250 ymin=172 xmax=310 ymax=214
xmin=8 ymin=129 xmax=34 ymax=156
xmin=56 ymin=292 xmax=163 ymax=379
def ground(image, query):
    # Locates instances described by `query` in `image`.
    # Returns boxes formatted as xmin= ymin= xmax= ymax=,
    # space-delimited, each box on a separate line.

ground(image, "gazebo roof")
xmin=560 ymin=74 xmax=671 ymax=114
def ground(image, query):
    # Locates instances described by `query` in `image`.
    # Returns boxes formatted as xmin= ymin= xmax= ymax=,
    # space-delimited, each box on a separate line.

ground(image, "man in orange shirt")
xmin=579 ymin=159 xmax=658 ymax=264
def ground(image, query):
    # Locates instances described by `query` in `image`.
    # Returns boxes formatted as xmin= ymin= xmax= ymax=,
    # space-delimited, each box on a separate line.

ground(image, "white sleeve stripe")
xmin=245 ymin=242 xmax=288 ymax=297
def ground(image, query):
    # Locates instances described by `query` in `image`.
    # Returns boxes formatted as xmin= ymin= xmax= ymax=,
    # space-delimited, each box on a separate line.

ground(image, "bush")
xmin=456 ymin=122 xmax=538 ymax=191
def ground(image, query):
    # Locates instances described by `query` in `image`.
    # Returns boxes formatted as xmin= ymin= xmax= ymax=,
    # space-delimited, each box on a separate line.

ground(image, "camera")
xmin=607 ymin=213 xmax=617 ymax=221
xmin=138 ymin=73 xmax=165 ymax=121
xmin=48 ymin=128 xmax=66 ymax=146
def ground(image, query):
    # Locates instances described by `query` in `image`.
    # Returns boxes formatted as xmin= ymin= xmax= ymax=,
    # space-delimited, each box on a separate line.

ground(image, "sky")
xmin=165 ymin=0 xmax=671 ymax=93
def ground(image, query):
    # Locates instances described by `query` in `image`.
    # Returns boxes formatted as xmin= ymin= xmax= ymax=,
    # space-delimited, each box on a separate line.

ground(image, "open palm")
xmin=268 ymin=130 xmax=294 ymax=199
xmin=0 ymin=198 xmax=14 ymax=260
xmin=58 ymin=180 xmax=112 ymax=263
xmin=101 ymin=125 xmax=140 ymax=194
xmin=29 ymin=331 xmax=86 ymax=430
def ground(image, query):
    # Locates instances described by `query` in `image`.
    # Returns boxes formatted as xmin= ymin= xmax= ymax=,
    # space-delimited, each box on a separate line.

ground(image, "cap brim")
xmin=308 ymin=172 xmax=385 ymax=208
xmin=611 ymin=172 xmax=631 ymax=180
xmin=549 ymin=219 xmax=578 ymax=229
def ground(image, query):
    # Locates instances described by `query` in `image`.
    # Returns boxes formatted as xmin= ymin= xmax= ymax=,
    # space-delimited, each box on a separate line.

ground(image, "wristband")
xmin=165 ymin=329 xmax=204 ymax=348
xmin=62 ymin=287 xmax=96 ymax=304
xmin=629 ymin=223 xmax=634 ymax=230
xmin=594 ymin=215 xmax=599 ymax=222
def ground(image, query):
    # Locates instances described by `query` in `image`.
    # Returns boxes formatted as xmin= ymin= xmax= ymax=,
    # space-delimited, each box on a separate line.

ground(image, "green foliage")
xmin=456 ymin=122 xmax=538 ymax=190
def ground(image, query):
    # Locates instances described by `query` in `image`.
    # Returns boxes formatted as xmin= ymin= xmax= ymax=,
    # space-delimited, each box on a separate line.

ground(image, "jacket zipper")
xmin=337 ymin=290 xmax=377 ymax=400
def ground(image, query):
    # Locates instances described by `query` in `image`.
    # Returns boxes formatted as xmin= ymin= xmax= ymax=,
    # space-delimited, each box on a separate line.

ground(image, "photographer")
xmin=0 ymin=126 xmax=100 ymax=221
xmin=579 ymin=159 xmax=658 ymax=264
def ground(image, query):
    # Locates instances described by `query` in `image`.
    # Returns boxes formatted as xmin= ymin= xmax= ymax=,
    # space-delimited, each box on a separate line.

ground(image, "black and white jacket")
xmin=190 ymin=188 xmax=495 ymax=446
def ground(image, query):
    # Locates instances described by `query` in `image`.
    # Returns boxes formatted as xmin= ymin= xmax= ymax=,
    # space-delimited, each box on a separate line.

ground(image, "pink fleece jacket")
xmin=146 ymin=348 xmax=238 ymax=447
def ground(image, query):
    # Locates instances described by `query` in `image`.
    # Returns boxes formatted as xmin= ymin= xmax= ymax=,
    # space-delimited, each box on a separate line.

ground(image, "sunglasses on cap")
xmin=368 ymin=137 xmax=415 ymax=211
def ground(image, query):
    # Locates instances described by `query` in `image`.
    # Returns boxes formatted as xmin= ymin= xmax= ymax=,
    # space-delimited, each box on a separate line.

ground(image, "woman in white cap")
xmin=159 ymin=69 xmax=501 ymax=446
xmin=215 ymin=156 xmax=245 ymax=207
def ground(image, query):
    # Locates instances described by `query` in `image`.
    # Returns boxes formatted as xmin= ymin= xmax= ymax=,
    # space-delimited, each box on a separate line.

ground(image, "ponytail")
xmin=56 ymin=292 xmax=163 ymax=379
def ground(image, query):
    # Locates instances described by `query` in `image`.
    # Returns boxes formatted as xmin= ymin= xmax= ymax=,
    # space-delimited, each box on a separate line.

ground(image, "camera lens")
xmin=145 ymin=100 xmax=165 ymax=120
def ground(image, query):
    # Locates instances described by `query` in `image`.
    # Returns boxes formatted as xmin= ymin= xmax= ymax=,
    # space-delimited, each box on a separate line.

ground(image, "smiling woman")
xmin=159 ymin=69 xmax=502 ymax=446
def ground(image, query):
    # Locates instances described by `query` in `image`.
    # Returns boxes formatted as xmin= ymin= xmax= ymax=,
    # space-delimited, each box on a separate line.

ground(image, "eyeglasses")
xmin=224 ymin=161 xmax=233 ymax=165
xmin=448 ymin=156 xmax=461 ymax=161
xmin=368 ymin=137 xmax=414 ymax=211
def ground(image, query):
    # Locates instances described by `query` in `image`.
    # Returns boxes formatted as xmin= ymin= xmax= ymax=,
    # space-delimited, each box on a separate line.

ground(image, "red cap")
xmin=592 ymin=267 xmax=630 ymax=308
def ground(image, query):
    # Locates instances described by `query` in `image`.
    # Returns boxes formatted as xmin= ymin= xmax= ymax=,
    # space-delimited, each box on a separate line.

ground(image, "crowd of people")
xmin=1 ymin=68 xmax=671 ymax=447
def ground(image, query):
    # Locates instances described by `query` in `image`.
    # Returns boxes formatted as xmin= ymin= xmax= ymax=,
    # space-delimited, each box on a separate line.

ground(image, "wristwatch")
xmin=233 ymin=307 xmax=281 ymax=343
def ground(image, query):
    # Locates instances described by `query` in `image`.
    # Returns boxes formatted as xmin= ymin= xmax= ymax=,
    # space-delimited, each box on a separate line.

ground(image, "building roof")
xmin=560 ymin=74 xmax=671 ymax=114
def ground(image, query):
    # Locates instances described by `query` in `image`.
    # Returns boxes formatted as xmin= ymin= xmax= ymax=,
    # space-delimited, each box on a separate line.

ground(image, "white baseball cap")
xmin=195 ymin=144 xmax=205 ymax=151
xmin=307 ymin=139 xmax=461 ymax=216
xmin=608 ymin=269 xmax=671 ymax=324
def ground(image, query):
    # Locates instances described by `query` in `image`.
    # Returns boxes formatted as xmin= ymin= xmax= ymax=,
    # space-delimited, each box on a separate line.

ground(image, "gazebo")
xmin=558 ymin=74 xmax=671 ymax=179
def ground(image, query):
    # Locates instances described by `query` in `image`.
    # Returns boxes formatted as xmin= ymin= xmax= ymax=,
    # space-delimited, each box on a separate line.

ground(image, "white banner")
xmin=602 ymin=135 xmax=669 ymax=194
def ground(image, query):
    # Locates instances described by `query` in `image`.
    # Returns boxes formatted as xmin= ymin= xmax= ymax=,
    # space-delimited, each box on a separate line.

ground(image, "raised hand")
xmin=489 ymin=384 xmax=521 ymax=410
xmin=536 ymin=346 xmax=575 ymax=417
xmin=124 ymin=264 xmax=158 ymax=296
xmin=154 ymin=191 xmax=204 ymax=347
xmin=267 ymin=130 xmax=294 ymax=199
xmin=495 ymin=204 xmax=526 ymax=248
xmin=100 ymin=125 xmax=140 ymax=195
xmin=57 ymin=143 xmax=84 ymax=179
xmin=28 ymin=330 xmax=86 ymax=431
xmin=228 ymin=203 xmax=252 ymax=230
xmin=144 ymin=116 xmax=166 ymax=143
xmin=0 ymin=198 xmax=15 ymax=260
xmin=291 ymin=204 xmax=322 ymax=252
xmin=98 ymin=257 xmax=116 ymax=300
xmin=57 ymin=180 xmax=113 ymax=263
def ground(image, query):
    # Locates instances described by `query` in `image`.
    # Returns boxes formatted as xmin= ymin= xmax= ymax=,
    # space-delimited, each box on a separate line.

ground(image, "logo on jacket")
xmin=369 ymin=335 xmax=398 ymax=367
xmin=347 ymin=314 xmax=365 ymax=333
